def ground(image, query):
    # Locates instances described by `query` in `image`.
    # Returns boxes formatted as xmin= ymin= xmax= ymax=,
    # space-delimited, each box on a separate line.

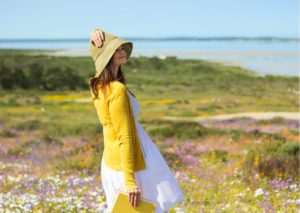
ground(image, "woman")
xmin=89 ymin=28 xmax=185 ymax=213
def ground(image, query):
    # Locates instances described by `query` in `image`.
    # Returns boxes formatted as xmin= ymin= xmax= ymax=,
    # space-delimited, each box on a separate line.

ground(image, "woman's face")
xmin=112 ymin=44 xmax=128 ymax=67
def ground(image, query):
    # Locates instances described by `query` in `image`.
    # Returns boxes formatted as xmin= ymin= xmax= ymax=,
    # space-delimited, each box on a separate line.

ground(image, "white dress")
xmin=101 ymin=90 xmax=186 ymax=213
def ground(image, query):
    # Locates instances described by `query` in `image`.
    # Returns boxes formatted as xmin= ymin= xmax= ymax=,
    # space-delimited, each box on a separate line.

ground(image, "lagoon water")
xmin=0 ymin=38 xmax=299 ymax=76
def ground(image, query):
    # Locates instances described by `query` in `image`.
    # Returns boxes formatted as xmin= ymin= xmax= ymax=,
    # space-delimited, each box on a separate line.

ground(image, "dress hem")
xmin=162 ymin=193 xmax=185 ymax=211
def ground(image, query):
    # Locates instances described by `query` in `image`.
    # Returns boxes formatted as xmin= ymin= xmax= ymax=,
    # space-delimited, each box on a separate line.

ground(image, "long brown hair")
xmin=89 ymin=57 xmax=127 ymax=100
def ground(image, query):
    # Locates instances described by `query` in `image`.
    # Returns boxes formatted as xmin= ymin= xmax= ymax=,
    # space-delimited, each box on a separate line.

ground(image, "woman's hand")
xmin=127 ymin=188 xmax=141 ymax=208
xmin=89 ymin=29 xmax=105 ymax=48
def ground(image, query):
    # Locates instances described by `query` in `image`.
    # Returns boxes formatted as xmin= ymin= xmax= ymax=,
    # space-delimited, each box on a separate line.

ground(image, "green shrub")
xmin=8 ymin=97 xmax=20 ymax=106
xmin=45 ymin=122 xmax=101 ymax=137
xmin=212 ymin=150 xmax=229 ymax=163
xmin=0 ymin=128 xmax=16 ymax=137
xmin=15 ymin=119 xmax=42 ymax=130
xmin=0 ymin=63 xmax=14 ymax=89
xmin=13 ymin=68 xmax=30 ymax=89
xmin=242 ymin=139 xmax=299 ymax=179
xmin=6 ymin=147 xmax=25 ymax=157
xmin=42 ymin=134 xmax=64 ymax=146
xmin=149 ymin=121 xmax=209 ymax=139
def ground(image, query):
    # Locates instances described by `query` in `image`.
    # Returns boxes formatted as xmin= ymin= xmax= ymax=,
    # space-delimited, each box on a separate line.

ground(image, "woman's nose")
xmin=120 ymin=50 xmax=126 ymax=56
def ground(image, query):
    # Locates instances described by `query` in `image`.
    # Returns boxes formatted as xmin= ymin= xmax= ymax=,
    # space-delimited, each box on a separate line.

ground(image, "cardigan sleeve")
xmin=108 ymin=84 xmax=138 ymax=191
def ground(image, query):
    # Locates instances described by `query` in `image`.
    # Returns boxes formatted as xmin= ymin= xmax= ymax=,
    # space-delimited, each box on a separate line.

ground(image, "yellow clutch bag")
xmin=111 ymin=190 xmax=157 ymax=213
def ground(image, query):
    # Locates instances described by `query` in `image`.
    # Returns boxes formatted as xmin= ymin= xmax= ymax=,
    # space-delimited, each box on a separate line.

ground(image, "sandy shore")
xmin=43 ymin=49 xmax=299 ymax=76
xmin=163 ymin=112 xmax=300 ymax=122
xmin=45 ymin=48 xmax=298 ymax=59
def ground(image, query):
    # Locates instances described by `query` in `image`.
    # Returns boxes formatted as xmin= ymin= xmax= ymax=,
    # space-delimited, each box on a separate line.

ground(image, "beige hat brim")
xmin=94 ymin=37 xmax=133 ymax=78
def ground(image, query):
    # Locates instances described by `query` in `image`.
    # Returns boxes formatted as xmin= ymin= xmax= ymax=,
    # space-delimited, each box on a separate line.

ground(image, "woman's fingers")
xmin=90 ymin=30 xmax=104 ymax=47
xmin=91 ymin=33 xmax=98 ymax=46
xmin=93 ymin=31 xmax=102 ymax=47
xmin=128 ymin=188 xmax=141 ymax=208
xmin=133 ymin=191 xmax=137 ymax=207
xmin=97 ymin=30 xmax=105 ymax=42
xmin=135 ymin=190 xmax=140 ymax=207
xmin=93 ymin=32 xmax=102 ymax=47
xmin=128 ymin=190 xmax=133 ymax=205
xmin=90 ymin=31 xmax=98 ymax=46
xmin=96 ymin=31 xmax=104 ymax=47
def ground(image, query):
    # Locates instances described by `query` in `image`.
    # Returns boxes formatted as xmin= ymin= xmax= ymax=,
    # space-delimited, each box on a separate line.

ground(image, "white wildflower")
xmin=254 ymin=188 xmax=265 ymax=197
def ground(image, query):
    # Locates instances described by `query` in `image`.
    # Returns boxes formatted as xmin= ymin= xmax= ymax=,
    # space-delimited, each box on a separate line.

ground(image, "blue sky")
xmin=1 ymin=0 xmax=299 ymax=39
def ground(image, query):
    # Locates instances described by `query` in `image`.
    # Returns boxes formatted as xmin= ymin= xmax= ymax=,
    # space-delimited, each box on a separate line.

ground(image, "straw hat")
xmin=89 ymin=28 xmax=133 ymax=78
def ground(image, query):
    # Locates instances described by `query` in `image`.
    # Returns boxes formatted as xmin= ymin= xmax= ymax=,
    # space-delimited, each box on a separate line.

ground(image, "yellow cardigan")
xmin=90 ymin=81 xmax=146 ymax=191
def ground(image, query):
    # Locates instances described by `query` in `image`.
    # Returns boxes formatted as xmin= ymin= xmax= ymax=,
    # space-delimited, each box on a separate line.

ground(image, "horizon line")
xmin=0 ymin=36 xmax=299 ymax=42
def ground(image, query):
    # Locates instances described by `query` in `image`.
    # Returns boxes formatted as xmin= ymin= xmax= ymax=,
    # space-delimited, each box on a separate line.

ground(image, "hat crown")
xmin=89 ymin=29 xmax=133 ymax=78
xmin=90 ymin=32 xmax=117 ymax=62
